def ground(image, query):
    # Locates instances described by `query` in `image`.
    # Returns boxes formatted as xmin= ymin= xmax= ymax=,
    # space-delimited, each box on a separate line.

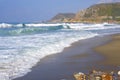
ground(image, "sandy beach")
xmin=95 ymin=34 xmax=120 ymax=66
xmin=14 ymin=34 xmax=120 ymax=80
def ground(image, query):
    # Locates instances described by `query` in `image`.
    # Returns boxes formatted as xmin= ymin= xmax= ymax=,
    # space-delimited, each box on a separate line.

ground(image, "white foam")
xmin=0 ymin=30 xmax=98 ymax=80
xmin=0 ymin=23 xmax=119 ymax=30
xmin=66 ymin=23 xmax=120 ymax=30
xmin=0 ymin=23 xmax=63 ymax=28
xmin=0 ymin=23 xmax=120 ymax=80
xmin=0 ymin=23 xmax=12 ymax=28
xmin=14 ymin=24 xmax=24 ymax=27
xmin=25 ymin=23 xmax=62 ymax=27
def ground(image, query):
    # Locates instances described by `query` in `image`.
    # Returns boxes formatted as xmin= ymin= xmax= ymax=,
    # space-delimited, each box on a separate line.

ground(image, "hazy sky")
xmin=0 ymin=0 xmax=99 ymax=22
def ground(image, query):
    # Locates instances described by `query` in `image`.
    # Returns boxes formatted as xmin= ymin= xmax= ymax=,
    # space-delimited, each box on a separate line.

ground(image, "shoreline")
xmin=14 ymin=34 xmax=119 ymax=80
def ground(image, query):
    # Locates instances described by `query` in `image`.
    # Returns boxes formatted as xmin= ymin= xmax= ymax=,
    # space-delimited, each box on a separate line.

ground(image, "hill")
xmin=50 ymin=3 xmax=120 ymax=23
xmin=49 ymin=13 xmax=75 ymax=22
xmin=75 ymin=2 xmax=120 ymax=23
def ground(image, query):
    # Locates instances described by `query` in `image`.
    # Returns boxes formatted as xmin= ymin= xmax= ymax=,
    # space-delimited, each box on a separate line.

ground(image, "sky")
xmin=0 ymin=0 xmax=99 ymax=23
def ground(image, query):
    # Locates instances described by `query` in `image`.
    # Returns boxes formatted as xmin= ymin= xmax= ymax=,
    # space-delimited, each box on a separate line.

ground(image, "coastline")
xmin=13 ymin=34 xmax=120 ymax=80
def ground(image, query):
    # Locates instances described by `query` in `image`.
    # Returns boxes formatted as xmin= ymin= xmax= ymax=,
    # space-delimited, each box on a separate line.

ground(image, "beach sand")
xmin=95 ymin=34 xmax=120 ymax=66
xmin=14 ymin=34 xmax=120 ymax=80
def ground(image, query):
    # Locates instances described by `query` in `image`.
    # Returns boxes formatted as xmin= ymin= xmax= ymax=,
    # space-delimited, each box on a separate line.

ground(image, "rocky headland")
xmin=50 ymin=2 xmax=120 ymax=23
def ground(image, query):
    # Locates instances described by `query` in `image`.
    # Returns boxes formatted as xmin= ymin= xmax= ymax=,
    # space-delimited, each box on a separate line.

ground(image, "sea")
xmin=0 ymin=22 xmax=120 ymax=80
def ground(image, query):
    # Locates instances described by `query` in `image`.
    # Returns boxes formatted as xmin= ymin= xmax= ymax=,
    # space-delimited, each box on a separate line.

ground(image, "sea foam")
xmin=0 ymin=23 xmax=120 ymax=80
xmin=0 ymin=30 xmax=98 ymax=80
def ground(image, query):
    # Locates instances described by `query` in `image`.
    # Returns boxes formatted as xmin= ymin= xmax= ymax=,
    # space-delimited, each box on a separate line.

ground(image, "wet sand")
xmin=14 ymin=35 xmax=120 ymax=80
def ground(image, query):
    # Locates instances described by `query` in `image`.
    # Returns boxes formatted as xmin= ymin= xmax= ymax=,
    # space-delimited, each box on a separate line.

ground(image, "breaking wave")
xmin=0 ymin=25 xmax=65 ymax=36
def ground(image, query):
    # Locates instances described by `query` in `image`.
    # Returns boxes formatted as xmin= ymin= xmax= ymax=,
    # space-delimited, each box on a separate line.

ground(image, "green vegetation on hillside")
xmin=50 ymin=3 xmax=120 ymax=23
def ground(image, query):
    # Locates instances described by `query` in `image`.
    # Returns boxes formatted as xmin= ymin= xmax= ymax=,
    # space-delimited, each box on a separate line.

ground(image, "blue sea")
xmin=0 ymin=22 xmax=120 ymax=80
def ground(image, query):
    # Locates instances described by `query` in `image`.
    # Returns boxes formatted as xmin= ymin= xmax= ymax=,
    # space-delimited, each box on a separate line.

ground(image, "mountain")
xmin=50 ymin=2 xmax=120 ymax=23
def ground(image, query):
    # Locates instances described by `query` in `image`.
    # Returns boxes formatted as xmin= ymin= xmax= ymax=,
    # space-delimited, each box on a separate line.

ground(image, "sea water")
xmin=0 ymin=23 xmax=120 ymax=80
